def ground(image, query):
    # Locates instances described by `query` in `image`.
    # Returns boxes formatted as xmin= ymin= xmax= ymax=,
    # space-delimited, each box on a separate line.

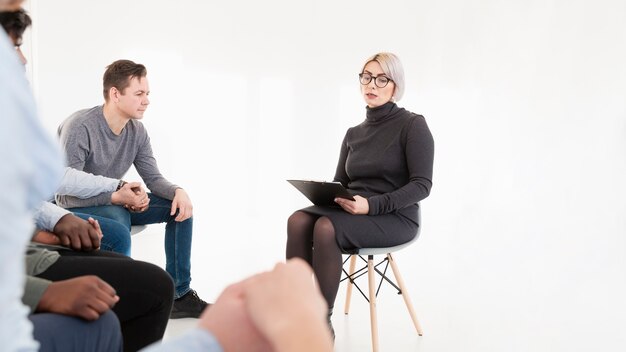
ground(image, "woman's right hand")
xmin=335 ymin=195 xmax=369 ymax=215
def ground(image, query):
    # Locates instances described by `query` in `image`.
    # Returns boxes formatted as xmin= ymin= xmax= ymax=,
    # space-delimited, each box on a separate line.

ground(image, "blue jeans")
xmin=70 ymin=193 xmax=193 ymax=298
xmin=73 ymin=213 xmax=132 ymax=255
xmin=30 ymin=311 xmax=122 ymax=352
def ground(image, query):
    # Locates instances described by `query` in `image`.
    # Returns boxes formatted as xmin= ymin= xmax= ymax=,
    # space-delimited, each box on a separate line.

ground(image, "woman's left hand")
xmin=335 ymin=195 xmax=369 ymax=215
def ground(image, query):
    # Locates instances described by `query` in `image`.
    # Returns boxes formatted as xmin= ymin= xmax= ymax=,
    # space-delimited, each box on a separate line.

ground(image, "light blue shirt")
xmin=33 ymin=167 xmax=119 ymax=231
xmin=56 ymin=167 xmax=119 ymax=199
xmin=141 ymin=328 xmax=224 ymax=352
xmin=0 ymin=31 xmax=64 ymax=351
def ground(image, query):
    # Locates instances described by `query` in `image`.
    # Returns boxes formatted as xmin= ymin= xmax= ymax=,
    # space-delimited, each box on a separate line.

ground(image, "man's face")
xmin=116 ymin=76 xmax=150 ymax=119
xmin=0 ymin=0 xmax=24 ymax=12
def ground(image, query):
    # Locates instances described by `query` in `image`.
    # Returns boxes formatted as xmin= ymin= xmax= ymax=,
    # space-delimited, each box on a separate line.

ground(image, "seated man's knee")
xmin=30 ymin=311 xmax=122 ymax=352
xmin=75 ymin=206 xmax=131 ymax=228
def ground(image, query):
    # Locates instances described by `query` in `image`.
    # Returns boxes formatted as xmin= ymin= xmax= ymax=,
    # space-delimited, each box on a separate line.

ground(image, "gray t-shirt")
xmin=56 ymin=105 xmax=178 ymax=208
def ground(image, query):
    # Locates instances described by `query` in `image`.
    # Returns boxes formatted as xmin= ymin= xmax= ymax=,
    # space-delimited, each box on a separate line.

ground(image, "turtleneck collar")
xmin=365 ymin=101 xmax=399 ymax=124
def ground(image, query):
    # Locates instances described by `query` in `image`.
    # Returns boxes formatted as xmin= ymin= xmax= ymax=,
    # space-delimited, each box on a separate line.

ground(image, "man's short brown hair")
xmin=103 ymin=59 xmax=147 ymax=101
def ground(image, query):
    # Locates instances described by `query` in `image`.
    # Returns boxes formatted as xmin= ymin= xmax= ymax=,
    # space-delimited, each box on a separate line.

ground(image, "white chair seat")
xmin=356 ymin=233 xmax=420 ymax=256
xmin=130 ymin=225 xmax=147 ymax=236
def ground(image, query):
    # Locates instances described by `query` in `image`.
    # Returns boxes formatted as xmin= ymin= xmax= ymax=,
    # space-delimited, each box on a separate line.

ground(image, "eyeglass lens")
xmin=359 ymin=73 xmax=390 ymax=88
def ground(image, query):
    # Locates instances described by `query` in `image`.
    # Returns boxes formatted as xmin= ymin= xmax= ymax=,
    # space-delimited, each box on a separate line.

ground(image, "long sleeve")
xmin=56 ymin=191 xmax=114 ymax=208
xmin=133 ymin=134 xmax=179 ymax=200
xmin=333 ymin=132 xmax=350 ymax=187
xmin=0 ymin=31 xmax=63 ymax=352
xmin=56 ymin=123 xmax=114 ymax=208
xmin=22 ymin=276 xmax=51 ymax=313
xmin=367 ymin=116 xmax=434 ymax=215
xmin=32 ymin=202 xmax=70 ymax=231
xmin=56 ymin=167 xmax=118 ymax=198
xmin=54 ymin=167 xmax=119 ymax=209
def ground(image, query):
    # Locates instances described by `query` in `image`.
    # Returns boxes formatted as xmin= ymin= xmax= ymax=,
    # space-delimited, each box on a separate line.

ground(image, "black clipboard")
xmin=287 ymin=180 xmax=355 ymax=207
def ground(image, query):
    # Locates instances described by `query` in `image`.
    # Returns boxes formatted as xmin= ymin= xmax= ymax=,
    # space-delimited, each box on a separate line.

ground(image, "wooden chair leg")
xmin=387 ymin=253 xmax=423 ymax=336
xmin=368 ymin=256 xmax=379 ymax=352
xmin=344 ymin=255 xmax=357 ymax=315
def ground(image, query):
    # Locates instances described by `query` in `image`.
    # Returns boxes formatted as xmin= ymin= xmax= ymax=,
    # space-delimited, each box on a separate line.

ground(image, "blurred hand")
xmin=198 ymin=283 xmax=271 ymax=352
xmin=197 ymin=259 xmax=332 ymax=352
xmin=242 ymin=258 xmax=330 ymax=350
xmin=32 ymin=230 xmax=61 ymax=246
xmin=335 ymin=195 xmax=369 ymax=215
xmin=52 ymin=214 xmax=102 ymax=251
xmin=171 ymin=188 xmax=193 ymax=222
xmin=37 ymin=276 xmax=119 ymax=321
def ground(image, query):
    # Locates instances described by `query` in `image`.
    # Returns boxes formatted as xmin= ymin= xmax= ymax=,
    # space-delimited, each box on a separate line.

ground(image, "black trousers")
xmin=36 ymin=249 xmax=174 ymax=352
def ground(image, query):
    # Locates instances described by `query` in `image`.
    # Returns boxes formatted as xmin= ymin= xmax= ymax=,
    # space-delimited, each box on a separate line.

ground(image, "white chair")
xmin=341 ymin=206 xmax=423 ymax=352
xmin=130 ymin=225 xmax=148 ymax=236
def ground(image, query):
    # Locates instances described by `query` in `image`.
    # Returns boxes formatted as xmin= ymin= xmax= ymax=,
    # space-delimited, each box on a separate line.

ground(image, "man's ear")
xmin=109 ymin=87 xmax=120 ymax=103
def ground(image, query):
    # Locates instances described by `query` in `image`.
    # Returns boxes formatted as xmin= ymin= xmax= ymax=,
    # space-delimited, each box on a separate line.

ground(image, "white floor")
xmin=132 ymin=214 xmax=626 ymax=352
xmin=162 ymin=280 xmax=426 ymax=352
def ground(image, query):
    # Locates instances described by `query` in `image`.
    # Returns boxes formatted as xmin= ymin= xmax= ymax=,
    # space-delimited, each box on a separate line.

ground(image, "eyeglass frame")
xmin=358 ymin=72 xmax=394 ymax=88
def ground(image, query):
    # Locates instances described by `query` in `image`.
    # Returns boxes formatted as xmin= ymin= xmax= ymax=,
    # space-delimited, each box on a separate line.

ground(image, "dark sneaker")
xmin=170 ymin=289 xmax=210 ymax=319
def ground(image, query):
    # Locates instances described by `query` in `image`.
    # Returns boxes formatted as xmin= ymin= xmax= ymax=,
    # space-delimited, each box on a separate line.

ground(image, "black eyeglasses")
xmin=359 ymin=73 xmax=393 ymax=88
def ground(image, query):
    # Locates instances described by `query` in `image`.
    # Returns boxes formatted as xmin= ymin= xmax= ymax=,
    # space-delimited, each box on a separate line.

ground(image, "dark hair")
xmin=103 ymin=59 xmax=147 ymax=101
xmin=0 ymin=9 xmax=32 ymax=40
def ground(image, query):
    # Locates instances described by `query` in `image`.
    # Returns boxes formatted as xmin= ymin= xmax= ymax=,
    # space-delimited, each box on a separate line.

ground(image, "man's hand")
xmin=111 ymin=181 xmax=149 ymax=210
xmin=335 ymin=195 xmax=369 ymax=215
xmin=242 ymin=259 xmax=332 ymax=351
xmin=36 ymin=276 xmax=120 ymax=321
xmin=198 ymin=283 xmax=272 ymax=352
xmin=52 ymin=214 xmax=102 ymax=251
xmin=197 ymin=259 xmax=332 ymax=352
xmin=171 ymin=188 xmax=193 ymax=222
xmin=125 ymin=182 xmax=150 ymax=212
xmin=32 ymin=230 xmax=61 ymax=246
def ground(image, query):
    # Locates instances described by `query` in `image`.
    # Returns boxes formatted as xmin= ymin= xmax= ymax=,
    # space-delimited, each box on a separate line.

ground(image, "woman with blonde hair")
xmin=286 ymin=52 xmax=435 ymax=336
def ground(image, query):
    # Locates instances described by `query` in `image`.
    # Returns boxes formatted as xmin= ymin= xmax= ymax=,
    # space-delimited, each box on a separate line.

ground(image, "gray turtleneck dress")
xmin=301 ymin=102 xmax=434 ymax=253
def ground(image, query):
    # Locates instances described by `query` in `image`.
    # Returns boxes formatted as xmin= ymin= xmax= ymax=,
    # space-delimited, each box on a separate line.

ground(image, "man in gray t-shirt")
xmin=57 ymin=59 xmax=208 ymax=319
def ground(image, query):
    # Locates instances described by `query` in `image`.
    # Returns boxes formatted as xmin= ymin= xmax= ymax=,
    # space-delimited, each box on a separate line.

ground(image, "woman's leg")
xmin=311 ymin=216 xmax=343 ymax=310
xmin=286 ymin=211 xmax=318 ymax=264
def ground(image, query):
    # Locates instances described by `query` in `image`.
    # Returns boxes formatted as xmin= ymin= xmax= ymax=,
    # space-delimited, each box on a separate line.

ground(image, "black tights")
xmin=36 ymin=250 xmax=174 ymax=352
xmin=286 ymin=211 xmax=343 ymax=311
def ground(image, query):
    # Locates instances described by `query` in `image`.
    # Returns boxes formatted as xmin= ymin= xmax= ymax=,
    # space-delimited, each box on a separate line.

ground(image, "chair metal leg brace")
xmin=342 ymin=252 xmax=423 ymax=352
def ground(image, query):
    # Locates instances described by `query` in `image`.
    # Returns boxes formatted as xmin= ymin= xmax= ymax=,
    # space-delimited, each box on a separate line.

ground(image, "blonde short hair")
xmin=361 ymin=52 xmax=405 ymax=101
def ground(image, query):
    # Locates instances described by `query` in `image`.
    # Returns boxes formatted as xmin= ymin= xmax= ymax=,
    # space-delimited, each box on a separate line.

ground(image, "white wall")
xmin=27 ymin=0 xmax=626 ymax=350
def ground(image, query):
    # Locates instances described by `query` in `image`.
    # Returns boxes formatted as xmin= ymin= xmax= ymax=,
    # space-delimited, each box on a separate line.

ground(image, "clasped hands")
xmin=199 ymin=258 xmax=333 ymax=352
xmin=111 ymin=183 xmax=193 ymax=222
xmin=112 ymin=181 xmax=150 ymax=212
xmin=33 ymin=214 xmax=103 ymax=251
